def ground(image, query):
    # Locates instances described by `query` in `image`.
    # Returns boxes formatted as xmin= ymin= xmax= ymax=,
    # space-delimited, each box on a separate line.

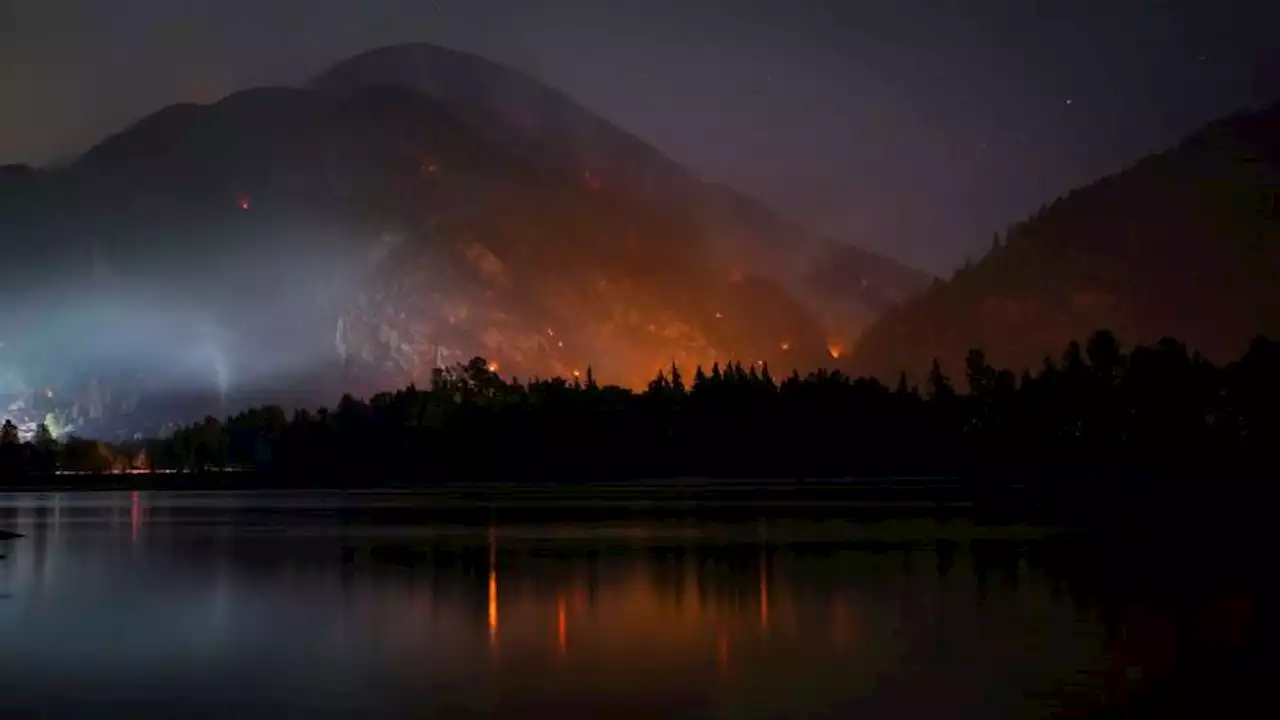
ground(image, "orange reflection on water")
xmin=488 ymin=526 xmax=498 ymax=648
xmin=130 ymin=490 xmax=141 ymax=542
xmin=488 ymin=570 xmax=498 ymax=644
xmin=759 ymin=551 xmax=769 ymax=631
xmin=557 ymin=594 xmax=567 ymax=655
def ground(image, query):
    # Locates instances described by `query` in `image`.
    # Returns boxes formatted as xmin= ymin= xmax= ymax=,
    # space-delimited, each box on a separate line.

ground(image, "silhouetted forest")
xmin=5 ymin=330 xmax=1275 ymax=486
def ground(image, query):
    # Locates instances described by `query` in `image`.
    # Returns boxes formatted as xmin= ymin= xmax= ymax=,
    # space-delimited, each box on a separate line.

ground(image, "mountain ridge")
xmin=1 ymin=42 xmax=929 ymax=438
xmin=849 ymin=100 xmax=1280 ymax=381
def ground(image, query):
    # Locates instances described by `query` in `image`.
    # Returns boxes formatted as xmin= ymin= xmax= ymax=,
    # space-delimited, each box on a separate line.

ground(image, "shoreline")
xmin=1 ymin=472 xmax=1267 ymax=543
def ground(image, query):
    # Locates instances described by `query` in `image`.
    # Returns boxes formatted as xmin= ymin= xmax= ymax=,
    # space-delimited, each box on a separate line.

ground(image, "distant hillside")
xmin=851 ymin=102 xmax=1280 ymax=381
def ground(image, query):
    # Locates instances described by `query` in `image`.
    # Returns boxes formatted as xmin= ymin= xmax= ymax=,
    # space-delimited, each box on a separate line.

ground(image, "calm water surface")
xmin=0 ymin=490 xmax=1247 ymax=718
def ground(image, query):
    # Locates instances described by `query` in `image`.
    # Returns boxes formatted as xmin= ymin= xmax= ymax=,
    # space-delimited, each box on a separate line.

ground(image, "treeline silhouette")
xmin=0 ymin=419 xmax=151 ymax=477
xmin=3 ymin=330 xmax=1278 ymax=484
xmin=159 ymin=330 xmax=1280 ymax=480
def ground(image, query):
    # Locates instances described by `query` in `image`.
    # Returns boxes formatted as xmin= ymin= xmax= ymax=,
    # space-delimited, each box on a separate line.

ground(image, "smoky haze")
xmin=1 ymin=198 xmax=393 ymax=436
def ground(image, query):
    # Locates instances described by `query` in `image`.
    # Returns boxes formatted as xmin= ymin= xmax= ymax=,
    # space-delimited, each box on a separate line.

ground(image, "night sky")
xmin=2 ymin=0 xmax=1277 ymax=274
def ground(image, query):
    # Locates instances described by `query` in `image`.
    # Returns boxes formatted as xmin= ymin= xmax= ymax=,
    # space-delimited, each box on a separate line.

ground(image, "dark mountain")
xmin=309 ymin=43 xmax=696 ymax=215
xmin=851 ymin=102 xmax=1280 ymax=382
xmin=1 ymin=43 xmax=927 ymax=439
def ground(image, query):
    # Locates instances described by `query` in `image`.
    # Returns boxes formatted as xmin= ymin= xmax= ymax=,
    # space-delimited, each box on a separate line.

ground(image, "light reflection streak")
xmin=130 ymin=490 xmax=141 ymax=542
xmin=760 ymin=559 xmax=769 ymax=630
xmin=557 ymin=593 xmax=567 ymax=655
xmin=487 ymin=525 xmax=498 ymax=649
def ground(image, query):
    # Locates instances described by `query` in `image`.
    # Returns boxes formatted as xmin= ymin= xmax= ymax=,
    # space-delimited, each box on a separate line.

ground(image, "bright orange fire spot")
xmin=779 ymin=340 xmax=791 ymax=351
xmin=487 ymin=361 xmax=499 ymax=373
xmin=571 ymin=369 xmax=581 ymax=378
xmin=827 ymin=344 xmax=843 ymax=359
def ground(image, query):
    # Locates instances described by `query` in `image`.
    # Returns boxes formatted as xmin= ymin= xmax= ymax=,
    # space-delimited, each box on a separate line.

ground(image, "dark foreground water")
xmin=0 ymin=490 xmax=1260 ymax=718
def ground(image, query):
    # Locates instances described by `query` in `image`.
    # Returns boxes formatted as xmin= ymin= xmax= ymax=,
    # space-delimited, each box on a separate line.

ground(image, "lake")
xmin=0 ymin=489 xmax=1260 ymax=718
